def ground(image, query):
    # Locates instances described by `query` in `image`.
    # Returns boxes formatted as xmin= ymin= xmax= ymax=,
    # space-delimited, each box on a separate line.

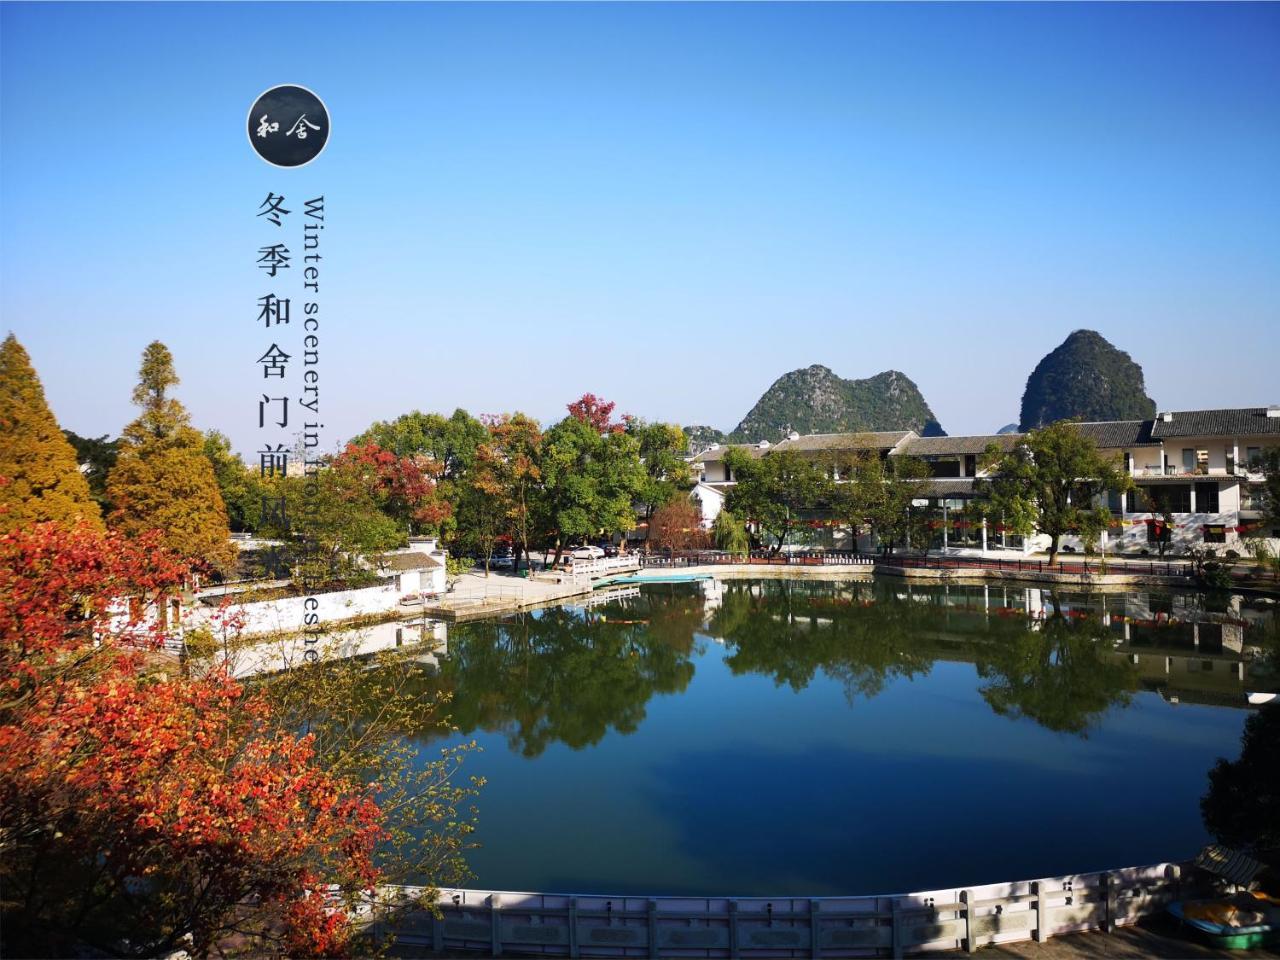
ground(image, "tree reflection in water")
xmin=401 ymin=579 xmax=1276 ymax=755
xmin=707 ymin=580 xmax=1137 ymax=734
xmin=438 ymin=590 xmax=701 ymax=757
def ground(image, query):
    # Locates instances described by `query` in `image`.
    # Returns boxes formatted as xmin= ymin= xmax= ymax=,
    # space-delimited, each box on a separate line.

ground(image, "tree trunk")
xmin=1048 ymin=533 xmax=1060 ymax=566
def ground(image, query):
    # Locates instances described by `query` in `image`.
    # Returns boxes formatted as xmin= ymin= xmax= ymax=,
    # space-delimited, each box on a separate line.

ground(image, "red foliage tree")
xmin=333 ymin=440 xmax=451 ymax=532
xmin=0 ymin=522 xmax=384 ymax=957
xmin=567 ymin=393 xmax=625 ymax=435
xmin=648 ymin=497 xmax=710 ymax=553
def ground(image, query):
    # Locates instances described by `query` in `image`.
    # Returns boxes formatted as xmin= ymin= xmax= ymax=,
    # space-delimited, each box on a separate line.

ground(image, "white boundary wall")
xmin=187 ymin=582 xmax=402 ymax=638
xmin=374 ymin=860 xmax=1193 ymax=958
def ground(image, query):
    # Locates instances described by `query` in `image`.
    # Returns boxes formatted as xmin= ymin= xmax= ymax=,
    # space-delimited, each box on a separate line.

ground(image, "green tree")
xmin=259 ymin=458 xmax=404 ymax=584
xmin=353 ymin=408 xmax=486 ymax=473
xmin=454 ymin=440 xmax=509 ymax=575
xmin=1258 ymin=448 xmax=1280 ymax=531
xmin=978 ymin=420 xmax=1131 ymax=565
xmin=832 ymin=450 xmax=929 ymax=555
xmin=62 ymin=431 xmax=119 ymax=514
xmin=711 ymin=509 xmax=750 ymax=557
xmin=723 ymin=448 xmax=832 ymax=553
xmin=539 ymin=410 xmax=645 ymax=565
xmin=352 ymin=408 xmax=487 ymax=541
xmin=202 ymin=430 xmax=261 ymax=533
xmin=626 ymin=419 xmax=693 ymax=525
xmin=0 ymin=334 xmax=103 ymax=532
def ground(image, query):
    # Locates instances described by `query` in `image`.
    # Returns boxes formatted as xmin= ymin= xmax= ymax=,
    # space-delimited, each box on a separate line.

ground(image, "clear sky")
xmin=2 ymin=2 xmax=1278 ymax=455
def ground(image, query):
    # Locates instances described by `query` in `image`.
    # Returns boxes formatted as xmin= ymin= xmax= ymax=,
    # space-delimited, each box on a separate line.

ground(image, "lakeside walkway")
xmin=924 ymin=915 xmax=1280 ymax=958
xmin=417 ymin=550 xmax=1276 ymax=621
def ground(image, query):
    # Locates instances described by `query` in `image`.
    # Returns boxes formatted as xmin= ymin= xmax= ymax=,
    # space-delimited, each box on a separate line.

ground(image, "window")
xmin=1203 ymin=524 xmax=1226 ymax=544
xmin=1150 ymin=485 xmax=1191 ymax=513
xmin=1225 ymin=446 xmax=1235 ymax=474
xmin=1196 ymin=449 xmax=1209 ymax=474
xmin=1195 ymin=482 xmax=1219 ymax=513
xmin=1107 ymin=489 xmax=1124 ymax=514
xmin=1182 ymin=448 xmax=1195 ymax=473
xmin=1247 ymin=446 xmax=1262 ymax=469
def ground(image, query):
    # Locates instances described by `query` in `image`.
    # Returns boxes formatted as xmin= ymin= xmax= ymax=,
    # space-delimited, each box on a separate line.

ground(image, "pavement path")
xmin=920 ymin=915 xmax=1280 ymax=959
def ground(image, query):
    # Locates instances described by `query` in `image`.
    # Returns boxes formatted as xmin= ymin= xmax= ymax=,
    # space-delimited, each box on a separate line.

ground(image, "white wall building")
xmin=684 ymin=407 xmax=1280 ymax=554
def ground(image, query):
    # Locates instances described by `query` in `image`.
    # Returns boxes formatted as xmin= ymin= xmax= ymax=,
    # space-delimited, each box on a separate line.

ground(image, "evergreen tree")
xmin=202 ymin=430 xmax=260 ymax=533
xmin=0 ymin=333 xmax=102 ymax=532
xmin=107 ymin=342 xmax=235 ymax=573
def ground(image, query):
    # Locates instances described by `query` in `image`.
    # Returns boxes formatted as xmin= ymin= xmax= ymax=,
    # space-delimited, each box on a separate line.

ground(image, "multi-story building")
xmin=688 ymin=406 xmax=1280 ymax=554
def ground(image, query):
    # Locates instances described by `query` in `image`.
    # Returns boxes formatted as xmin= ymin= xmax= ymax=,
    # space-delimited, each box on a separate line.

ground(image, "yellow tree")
xmin=107 ymin=342 xmax=236 ymax=573
xmin=0 ymin=333 xmax=102 ymax=532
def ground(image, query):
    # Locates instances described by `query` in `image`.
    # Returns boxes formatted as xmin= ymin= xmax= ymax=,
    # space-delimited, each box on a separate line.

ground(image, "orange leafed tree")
xmin=107 ymin=342 xmax=236 ymax=575
xmin=0 ymin=333 xmax=103 ymax=533
xmin=0 ymin=522 xmax=384 ymax=957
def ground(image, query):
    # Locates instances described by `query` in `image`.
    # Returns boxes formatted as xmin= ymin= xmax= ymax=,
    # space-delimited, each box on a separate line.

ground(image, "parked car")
xmin=570 ymin=545 xmax=606 ymax=561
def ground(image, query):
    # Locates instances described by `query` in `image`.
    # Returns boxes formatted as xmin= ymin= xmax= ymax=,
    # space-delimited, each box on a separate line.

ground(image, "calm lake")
xmin=418 ymin=578 xmax=1278 ymax=897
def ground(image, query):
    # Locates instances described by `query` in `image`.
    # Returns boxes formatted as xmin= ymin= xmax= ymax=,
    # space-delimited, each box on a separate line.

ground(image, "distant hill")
xmin=726 ymin=365 xmax=944 ymax=442
xmin=1018 ymin=330 xmax=1156 ymax=431
xmin=683 ymin=425 xmax=726 ymax=453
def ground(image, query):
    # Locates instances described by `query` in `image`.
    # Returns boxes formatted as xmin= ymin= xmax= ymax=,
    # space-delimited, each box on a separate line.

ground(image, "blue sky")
xmin=2 ymin=2 xmax=1278 ymax=454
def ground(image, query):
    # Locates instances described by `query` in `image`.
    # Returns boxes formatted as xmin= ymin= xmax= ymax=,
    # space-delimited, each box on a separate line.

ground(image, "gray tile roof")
xmin=379 ymin=552 xmax=442 ymax=571
xmin=903 ymin=478 xmax=980 ymax=498
xmin=1149 ymin=407 xmax=1280 ymax=439
xmin=690 ymin=443 xmax=762 ymax=463
xmin=1073 ymin=419 xmax=1159 ymax=448
xmin=771 ymin=431 xmax=913 ymax=454
xmin=898 ymin=434 xmax=1019 ymax=457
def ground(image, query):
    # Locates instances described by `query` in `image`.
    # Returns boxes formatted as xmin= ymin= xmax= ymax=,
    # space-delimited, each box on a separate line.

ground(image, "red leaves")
xmin=567 ymin=393 xmax=625 ymax=434
xmin=334 ymin=441 xmax=452 ymax=531
xmin=1 ymin=522 xmax=386 ymax=955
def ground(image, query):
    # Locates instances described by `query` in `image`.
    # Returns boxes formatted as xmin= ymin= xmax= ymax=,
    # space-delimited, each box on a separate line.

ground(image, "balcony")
xmin=1134 ymin=465 xmax=1261 ymax=479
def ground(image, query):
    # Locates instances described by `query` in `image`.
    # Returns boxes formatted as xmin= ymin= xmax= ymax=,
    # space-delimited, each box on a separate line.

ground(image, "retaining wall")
xmin=373 ymin=860 xmax=1195 ymax=958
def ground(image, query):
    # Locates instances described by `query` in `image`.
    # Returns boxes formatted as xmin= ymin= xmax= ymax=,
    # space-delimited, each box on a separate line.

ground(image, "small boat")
xmin=1169 ymin=892 xmax=1280 ymax=950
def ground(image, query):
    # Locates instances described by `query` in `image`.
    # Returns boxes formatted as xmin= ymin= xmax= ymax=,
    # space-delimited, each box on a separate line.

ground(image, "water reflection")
xmin=436 ymin=596 xmax=701 ymax=757
xmin=432 ymin=580 xmax=1277 ymax=752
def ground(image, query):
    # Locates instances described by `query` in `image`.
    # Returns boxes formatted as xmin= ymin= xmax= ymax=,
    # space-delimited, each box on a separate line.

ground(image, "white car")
xmin=570 ymin=545 xmax=606 ymax=561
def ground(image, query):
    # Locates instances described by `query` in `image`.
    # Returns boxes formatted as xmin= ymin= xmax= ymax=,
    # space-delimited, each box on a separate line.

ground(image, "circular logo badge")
xmin=247 ymin=84 xmax=330 ymax=168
